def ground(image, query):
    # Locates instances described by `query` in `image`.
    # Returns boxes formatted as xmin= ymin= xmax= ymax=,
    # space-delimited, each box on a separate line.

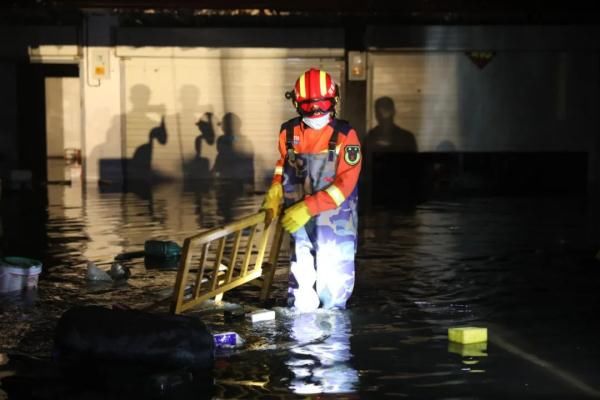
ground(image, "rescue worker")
xmin=262 ymin=68 xmax=362 ymax=312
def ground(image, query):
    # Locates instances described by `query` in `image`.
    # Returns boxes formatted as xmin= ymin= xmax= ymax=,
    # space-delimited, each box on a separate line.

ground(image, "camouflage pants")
xmin=284 ymin=153 xmax=358 ymax=311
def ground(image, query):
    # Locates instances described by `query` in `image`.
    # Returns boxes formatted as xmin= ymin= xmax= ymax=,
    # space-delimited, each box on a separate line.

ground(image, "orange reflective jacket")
xmin=271 ymin=120 xmax=362 ymax=216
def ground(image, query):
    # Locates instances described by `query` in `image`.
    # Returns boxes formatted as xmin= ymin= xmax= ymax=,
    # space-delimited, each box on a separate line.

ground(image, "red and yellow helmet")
xmin=286 ymin=68 xmax=339 ymax=117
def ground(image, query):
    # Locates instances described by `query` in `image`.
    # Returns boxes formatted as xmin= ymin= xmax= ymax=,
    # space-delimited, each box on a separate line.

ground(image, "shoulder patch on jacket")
xmin=344 ymin=145 xmax=361 ymax=166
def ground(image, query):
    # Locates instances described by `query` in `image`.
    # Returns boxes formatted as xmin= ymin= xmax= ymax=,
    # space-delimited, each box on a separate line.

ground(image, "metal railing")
xmin=170 ymin=211 xmax=285 ymax=314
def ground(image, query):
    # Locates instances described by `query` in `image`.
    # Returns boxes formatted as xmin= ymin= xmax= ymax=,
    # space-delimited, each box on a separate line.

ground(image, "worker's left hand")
xmin=281 ymin=201 xmax=312 ymax=233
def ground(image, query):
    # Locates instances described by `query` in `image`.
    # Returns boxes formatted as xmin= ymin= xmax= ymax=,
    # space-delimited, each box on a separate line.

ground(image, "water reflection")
xmin=82 ymin=181 xmax=255 ymax=265
xmin=2 ymin=179 xmax=600 ymax=399
xmin=286 ymin=310 xmax=358 ymax=395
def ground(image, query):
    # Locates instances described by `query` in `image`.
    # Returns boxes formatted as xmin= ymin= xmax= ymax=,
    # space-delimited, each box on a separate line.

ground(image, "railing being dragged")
xmin=171 ymin=211 xmax=285 ymax=314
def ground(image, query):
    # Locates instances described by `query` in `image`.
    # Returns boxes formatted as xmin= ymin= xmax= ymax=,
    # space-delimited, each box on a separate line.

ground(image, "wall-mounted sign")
xmin=348 ymin=51 xmax=366 ymax=81
xmin=90 ymin=48 xmax=110 ymax=80
xmin=465 ymin=51 xmax=496 ymax=69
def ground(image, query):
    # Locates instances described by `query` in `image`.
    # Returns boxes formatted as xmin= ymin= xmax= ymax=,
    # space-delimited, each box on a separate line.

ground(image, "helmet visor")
xmin=298 ymin=99 xmax=334 ymax=115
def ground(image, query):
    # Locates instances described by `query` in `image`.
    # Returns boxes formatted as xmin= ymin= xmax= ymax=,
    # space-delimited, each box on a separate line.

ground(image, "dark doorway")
xmin=16 ymin=63 xmax=79 ymax=185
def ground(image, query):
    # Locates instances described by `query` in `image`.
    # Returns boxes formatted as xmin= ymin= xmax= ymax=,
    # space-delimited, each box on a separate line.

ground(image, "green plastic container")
xmin=144 ymin=240 xmax=181 ymax=259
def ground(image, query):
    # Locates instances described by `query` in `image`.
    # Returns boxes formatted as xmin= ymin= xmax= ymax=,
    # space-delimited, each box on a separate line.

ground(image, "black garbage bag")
xmin=1 ymin=358 xmax=215 ymax=400
xmin=53 ymin=305 xmax=214 ymax=371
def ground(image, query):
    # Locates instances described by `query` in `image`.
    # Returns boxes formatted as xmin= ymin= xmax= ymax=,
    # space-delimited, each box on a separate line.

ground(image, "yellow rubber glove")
xmin=261 ymin=183 xmax=283 ymax=225
xmin=281 ymin=201 xmax=312 ymax=233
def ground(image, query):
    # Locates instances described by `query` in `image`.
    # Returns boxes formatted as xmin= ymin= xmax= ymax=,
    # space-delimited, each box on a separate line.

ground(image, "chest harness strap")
xmin=285 ymin=118 xmax=339 ymax=163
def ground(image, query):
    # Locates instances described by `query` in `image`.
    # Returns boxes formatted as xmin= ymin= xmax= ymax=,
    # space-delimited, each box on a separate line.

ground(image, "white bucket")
xmin=0 ymin=257 xmax=42 ymax=293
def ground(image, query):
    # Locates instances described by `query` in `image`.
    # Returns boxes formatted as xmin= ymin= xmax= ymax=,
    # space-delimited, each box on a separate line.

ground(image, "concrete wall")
xmin=366 ymin=25 xmax=600 ymax=189
xmin=84 ymin=23 xmax=346 ymax=188
xmin=117 ymin=50 xmax=343 ymax=187
xmin=81 ymin=14 xmax=123 ymax=184
xmin=45 ymin=77 xmax=81 ymax=157
xmin=0 ymin=21 xmax=599 ymax=192
xmin=368 ymin=52 xmax=598 ymax=153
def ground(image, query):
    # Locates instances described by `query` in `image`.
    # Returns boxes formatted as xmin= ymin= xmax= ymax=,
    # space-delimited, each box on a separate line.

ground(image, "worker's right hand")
xmin=261 ymin=183 xmax=283 ymax=225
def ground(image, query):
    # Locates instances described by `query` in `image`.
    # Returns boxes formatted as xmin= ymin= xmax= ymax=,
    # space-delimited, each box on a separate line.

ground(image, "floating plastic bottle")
xmin=85 ymin=261 xmax=112 ymax=282
xmin=109 ymin=262 xmax=130 ymax=280
xmin=144 ymin=240 xmax=182 ymax=259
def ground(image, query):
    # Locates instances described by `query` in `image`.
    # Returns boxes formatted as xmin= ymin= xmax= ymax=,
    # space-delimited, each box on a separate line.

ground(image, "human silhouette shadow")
xmin=365 ymin=96 xmax=418 ymax=154
xmin=363 ymin=97 xmax=419 ymax=210
xmin=113 ymin=84 xmax=168 ymax=200
xmin=182 ymin=111 xmax=215 ymax=191
xmin=171 ymin=85 xmax=214 ymax=192
xmin=212 ymin=112 xmax=254 ymax=183
xmin=212 ymin=112 xmax=255 ymax=223
xmin=125 ymin=118 xmax=168 ymax=201
xmin=129 ymin=118 xmax=168 ymax=181
xmin=92 ymin=84 xmax=164 ymax=198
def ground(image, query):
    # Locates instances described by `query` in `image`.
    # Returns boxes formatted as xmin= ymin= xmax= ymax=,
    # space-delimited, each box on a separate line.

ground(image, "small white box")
xmin=248 ymin=309 xmax=275 ymax=323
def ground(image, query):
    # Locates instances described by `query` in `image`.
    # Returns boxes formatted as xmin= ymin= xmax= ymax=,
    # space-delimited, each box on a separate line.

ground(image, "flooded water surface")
xmin=1 ymin=181 xmax=600 ymax=399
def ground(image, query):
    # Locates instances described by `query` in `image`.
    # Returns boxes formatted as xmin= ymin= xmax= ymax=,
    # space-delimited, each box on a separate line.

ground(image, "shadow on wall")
xmin=94 ymin=84 xmax=165 ymax=189
xmin=93 ymin=85 xmax=257 ymax=223
xmin=182 ymin=111 xmax=214 ymax=190
xmin=125 ymin=84 xmax=169 ymax=185
xmin=365 ymin=96 xmax=418 ymax=154
xmin=212 ymin=112 xmax=255 ymax=223
xmin=129 ymin=117 xmax=168 ymax=183
xmin=96 ymin=84 xmax=215 ymax=197
xmin=176 ymin=84 xmax=214 ymax=191
xmin=362 ymin=96 xmax=420 ymax=210
xmin=212 ymin=112 xmax=254 ymax=184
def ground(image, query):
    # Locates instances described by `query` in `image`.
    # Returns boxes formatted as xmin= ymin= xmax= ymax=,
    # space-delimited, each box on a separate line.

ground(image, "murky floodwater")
xmin=1 ymin=179 xmax=600 ymax=399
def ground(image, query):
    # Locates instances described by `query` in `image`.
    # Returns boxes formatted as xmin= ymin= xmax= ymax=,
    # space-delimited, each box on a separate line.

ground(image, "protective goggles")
xmin=297 ymin=98 xmax=335 ymax=115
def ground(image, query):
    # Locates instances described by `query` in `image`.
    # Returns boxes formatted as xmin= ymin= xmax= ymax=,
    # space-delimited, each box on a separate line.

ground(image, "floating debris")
xmin=248 ymin=309 xmax=275 ymax=323
xmin=448 ymin=326 xmax=488 ymax=344
xmin=85 ymin=262 xmax=112 ymax=282
xmin=108 ymin=262 xmax=130 ymax=280
xmin=213 ymin=332 xmax=244 ymax=349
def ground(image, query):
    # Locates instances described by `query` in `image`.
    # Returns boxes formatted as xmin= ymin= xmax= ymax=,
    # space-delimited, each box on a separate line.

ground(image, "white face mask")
xmin=302 ymin=113 xmax=331 ymax=130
